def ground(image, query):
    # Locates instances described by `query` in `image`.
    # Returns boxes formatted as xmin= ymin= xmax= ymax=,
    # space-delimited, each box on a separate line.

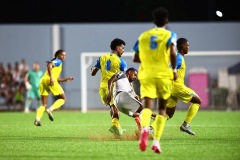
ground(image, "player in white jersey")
xmin=106 ymin=67 xmax=156 ymax=130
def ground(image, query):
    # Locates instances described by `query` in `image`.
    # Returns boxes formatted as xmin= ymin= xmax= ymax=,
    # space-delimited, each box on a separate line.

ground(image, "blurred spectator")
xmin=0 ymin=60 xmax=29 ymax=111
xmin=19 ymin=59 xmax=29 ymax=75
xmin=24 ymin=62 xmax=43 ymax=113
xmin=13 ymin=84 xmax=25 ymax=111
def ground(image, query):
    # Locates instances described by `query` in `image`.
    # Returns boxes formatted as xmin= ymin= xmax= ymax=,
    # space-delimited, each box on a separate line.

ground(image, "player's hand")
xmin=50 ymin=77 xmax=54 ymax=85
xmin=66 ymin=77 xmax=74 ymax=82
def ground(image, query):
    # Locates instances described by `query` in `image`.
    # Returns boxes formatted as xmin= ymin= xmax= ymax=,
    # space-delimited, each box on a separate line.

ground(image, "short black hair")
xmin=152 ymin=7 xmax=169 ymax=27
xmin=110 ymin=38 xmax=125 ymax=50
xmin=177 ymin=38 xmax=188 ymax=51
xmin=126 ymin=67 xmax=138 ymax=73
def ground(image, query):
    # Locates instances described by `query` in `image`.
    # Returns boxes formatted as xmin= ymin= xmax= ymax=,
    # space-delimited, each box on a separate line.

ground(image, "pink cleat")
xmin=151 ymin=140 xmax=162 ymax=154
xmin=139 ymin=128 xmax=149 ymax=151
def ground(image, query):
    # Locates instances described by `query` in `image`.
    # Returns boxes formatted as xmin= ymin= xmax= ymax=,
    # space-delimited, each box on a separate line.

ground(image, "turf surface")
xmin=0 ymin=110 xmax=240 ymax=160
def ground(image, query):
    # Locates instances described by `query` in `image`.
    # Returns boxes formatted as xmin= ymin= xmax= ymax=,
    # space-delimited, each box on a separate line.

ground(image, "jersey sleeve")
xmin=132 ymin=40 xmax=139 ymax=52
xmin=115 ymin=71 xmax=125 ymax=79
xmin=93 ymin=57 xmax=101 ymax=69
xmin=52 ymin=59 xmax=62 ymax=67
xmin=176 ymin=53 xmax=183 ymax=69
xmin=167 ymin=31 xmax=177 ymax=47
xmin=119 ymin=58 xmax=127 ymax=71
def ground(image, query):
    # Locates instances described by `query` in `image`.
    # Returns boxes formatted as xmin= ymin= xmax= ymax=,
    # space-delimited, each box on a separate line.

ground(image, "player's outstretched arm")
xmin=58 ymin=77 xmax=74 ymax=82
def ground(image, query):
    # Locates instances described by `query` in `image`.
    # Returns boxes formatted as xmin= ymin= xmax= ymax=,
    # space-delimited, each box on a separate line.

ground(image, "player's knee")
xmin=199 ymin=98 xmax=202 ymax=105
xmin=196 ymin=98 xmax=202 ymax=105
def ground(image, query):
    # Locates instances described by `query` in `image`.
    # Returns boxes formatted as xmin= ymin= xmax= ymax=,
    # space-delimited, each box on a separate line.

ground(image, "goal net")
xmin=80 ymin=51 xmax=240 ymax=113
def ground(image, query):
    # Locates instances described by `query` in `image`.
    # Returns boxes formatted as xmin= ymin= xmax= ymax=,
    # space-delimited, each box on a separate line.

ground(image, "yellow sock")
xmin=36 ymin=106 xmax=46 ymax=119
xmin=112 ymin=118 xmax=121 ymax=130
xmin=141 ymin=108 xmax=152 ymax=128
xmin=150 ymin=119 xmax=157 ymax=130
xmin=185 ymin=103 xmax=200 ymax=123
xmin=51 ymin=99 xmax=65 ymax=111
xmin=154 ymin=115 xmax=167 ymax=140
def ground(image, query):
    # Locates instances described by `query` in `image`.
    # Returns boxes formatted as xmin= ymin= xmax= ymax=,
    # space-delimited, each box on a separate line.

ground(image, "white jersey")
xmin=113 ymin=71 xmax=136 ymax=98
xmin=112 ymin=71 xmax=142 ymax=116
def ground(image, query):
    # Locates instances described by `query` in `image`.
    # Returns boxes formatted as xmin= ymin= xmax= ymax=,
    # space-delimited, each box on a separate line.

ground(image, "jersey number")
xmin=150 ymin=36 xmax=158 ymax=49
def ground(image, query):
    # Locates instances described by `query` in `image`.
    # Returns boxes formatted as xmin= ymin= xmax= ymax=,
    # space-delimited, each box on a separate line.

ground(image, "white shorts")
xmin=113 ymin=91 xmax=142 ymax=116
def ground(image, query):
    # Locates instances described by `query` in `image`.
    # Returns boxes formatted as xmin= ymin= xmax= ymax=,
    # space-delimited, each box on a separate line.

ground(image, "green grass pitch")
xmin=0 ymin=110 xmax=240 ymax=160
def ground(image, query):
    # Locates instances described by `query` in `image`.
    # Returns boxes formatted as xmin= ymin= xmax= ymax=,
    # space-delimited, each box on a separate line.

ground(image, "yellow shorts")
xmin=99 ymin=87 xmax=114 ymax=106
xmin=39 ymin=81 xmax=64 ymax=96
xmin=166 ymin=84 xmax=196 ymax=108
xmin=140 ymin=78 xmax=172 ymax=100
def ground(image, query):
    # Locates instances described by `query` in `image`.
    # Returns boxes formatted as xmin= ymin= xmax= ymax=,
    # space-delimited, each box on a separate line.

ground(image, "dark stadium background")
xmin=0 ymin=0 xmax=239 ymax=23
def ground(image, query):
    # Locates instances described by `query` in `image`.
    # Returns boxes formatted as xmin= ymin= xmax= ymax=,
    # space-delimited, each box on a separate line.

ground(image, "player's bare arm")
xmin=106 ymin=75 xmax=118 ymax=105
xmin=133 ymin=52 xmax=141 ymax=63
xmin=47 ymin=62 xmax=54 ymax=85
xmin=91 ymin=67 xmax=99 ymax=76
xmin=58 ymin=77 xmax=74 ymax=82
xmin=170 ymin=43 xmax=178 ymax=81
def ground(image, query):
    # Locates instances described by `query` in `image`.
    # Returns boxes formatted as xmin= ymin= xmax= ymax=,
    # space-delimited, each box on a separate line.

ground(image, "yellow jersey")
xmin=94 ymin=53 xmax=127 ymax=88
xmin=40 ymin=59 xmax=62 ymax=83
xmin=133 ymin=27 xmax=177 ymax=79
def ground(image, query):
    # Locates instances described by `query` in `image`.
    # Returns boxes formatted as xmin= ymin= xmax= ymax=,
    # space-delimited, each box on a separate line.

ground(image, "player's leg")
xmin=151 ymin=78 xmax=172 ymax=154
xmin=149 ymin=95 xmax=177 ymax=134
xmin=46 ymin=83 xmax=66 ymax=121
xmin=102 ymin=89 xmax=125 ymax=136
xmin=139 ymin=78 xmax=158 ymax=151
xmin=185 ymin=94 xmax=201 ymax=123
xmin=34 ymin=83 xmax=48 ymax=126
xmin=108 ymin=104 xmax=126 ymax=136
xmin=35 ymin=88 xmax=42 ymax=111
xmin=24 ymin=97 xmax=32 ymax=113
xmin=151 ymin=98 xmax=167 ymax=154
xmin=165 ymin=95 xmax=178 ymax=119
xmin=139 ymin=97 xmax=154 ymax=151
xmin=34 ymin=95 xmax=48 ymax=126
xmin=179 ymin=87 xmax=201 ymax=135
xmin=115 ymin=92 xmax=143 ymax=130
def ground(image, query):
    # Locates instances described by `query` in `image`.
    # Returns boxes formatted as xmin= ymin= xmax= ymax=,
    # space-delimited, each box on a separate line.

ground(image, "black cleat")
xmin=34 ymin=119 xmax=41 ymax=126
xmin=46 ymin=108 xmax=54 ymax=121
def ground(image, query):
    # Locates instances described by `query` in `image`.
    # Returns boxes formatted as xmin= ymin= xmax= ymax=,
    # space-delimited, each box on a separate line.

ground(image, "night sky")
xmin=0 ymin=0 xmax=239 ymax=23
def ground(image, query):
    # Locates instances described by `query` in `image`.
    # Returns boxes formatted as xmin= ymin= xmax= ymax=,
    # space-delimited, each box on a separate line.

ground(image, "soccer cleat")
xmin=109 ymin=126 xmax=126 ymax=136
xmin=34 ymin=119 xmax=41 ymax=126
xmin=180 ymin=122 xmax=195 ymax=135
xmin=135 ymin=116 xmax=141 ymax=130
xmin=139 ymin=127 xmax=149 ymax=151
xmin=46 ymin=108 xmax=54 ymax=121
xmin=151 ymin=140 xmax=162 ymax=154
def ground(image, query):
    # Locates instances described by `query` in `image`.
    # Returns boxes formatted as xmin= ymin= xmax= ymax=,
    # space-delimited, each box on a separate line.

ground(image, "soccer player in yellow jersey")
xmin=34 ymin=50 xmax=74 ymax=126
xmin=166 ymin=38 xmax=201 ymax=135
xmin=133 ymin=7 xmax=177 ymax=154
xmin=91 ymin=38 xmax=127 ymax=136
